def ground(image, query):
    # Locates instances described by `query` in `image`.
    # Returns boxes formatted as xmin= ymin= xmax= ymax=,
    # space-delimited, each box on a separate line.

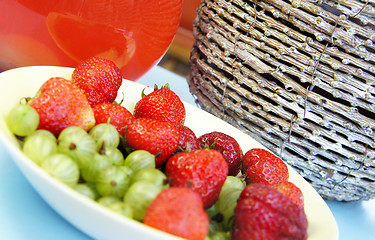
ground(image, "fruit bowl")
xmin=0 ymin=66 xmax=339 ymax=240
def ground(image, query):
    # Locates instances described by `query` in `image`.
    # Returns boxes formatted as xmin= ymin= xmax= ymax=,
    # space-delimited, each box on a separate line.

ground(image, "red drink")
xmin=0 ymin=0 xmax=182 ymax=80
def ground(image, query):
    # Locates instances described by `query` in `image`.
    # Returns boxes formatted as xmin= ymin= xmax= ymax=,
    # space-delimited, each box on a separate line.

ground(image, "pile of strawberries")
xmin=23 ymin=57 xmax=308 ymax=240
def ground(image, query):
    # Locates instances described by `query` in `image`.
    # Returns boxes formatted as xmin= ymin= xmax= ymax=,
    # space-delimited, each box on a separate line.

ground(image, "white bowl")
xmin=0 ymin=66 xmax=338 ymax=240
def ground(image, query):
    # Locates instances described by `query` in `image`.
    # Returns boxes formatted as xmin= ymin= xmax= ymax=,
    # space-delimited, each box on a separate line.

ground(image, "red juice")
xmin=0 ymin=0 xmax=183 ymax=80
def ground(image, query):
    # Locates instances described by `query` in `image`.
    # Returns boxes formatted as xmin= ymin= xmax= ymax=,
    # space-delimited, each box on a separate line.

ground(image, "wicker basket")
xmin=187 ymin=0 xmax=375 ymax=201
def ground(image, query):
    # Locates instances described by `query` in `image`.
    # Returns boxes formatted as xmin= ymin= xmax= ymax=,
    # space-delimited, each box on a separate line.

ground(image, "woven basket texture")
xmin=187 ymin=0 xmax=375 ymax=201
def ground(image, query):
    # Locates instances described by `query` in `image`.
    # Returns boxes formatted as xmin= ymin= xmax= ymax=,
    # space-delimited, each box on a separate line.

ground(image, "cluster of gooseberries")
xmin=6 ymin=102 xmax=246 ymax=239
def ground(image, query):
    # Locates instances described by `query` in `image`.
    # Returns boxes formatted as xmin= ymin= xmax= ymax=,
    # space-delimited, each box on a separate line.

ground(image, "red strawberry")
xmin=165 ymin=149 xmax=228 ymax=209
xmin=243 ymin=148 xmax=289 ymax=185
xmin=92 ymin=102 xmax=135 ymax=136
xmin=29 ymin=77 xmax=95 ymax=136
xmin=232 ymin=183 xmax=308 ymax=240
xmin=272 ymin=181 xmax=304 ymax=208
xmin=197 ymin=131 xmax=243 ymax=176
xmin=174 ymin=124 xmax=199 ymax=152
xmin=133 ymin=85 xmax=186 ymax=125
xmin=143 ymin=187 xmax=209 ymax=240
xmin=72 ymin=56 xmax=123 ymax=107
xmin=125 ymin=118 xmax=180 ymax=167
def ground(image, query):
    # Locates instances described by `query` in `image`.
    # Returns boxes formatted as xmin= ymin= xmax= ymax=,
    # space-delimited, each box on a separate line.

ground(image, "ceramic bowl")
xmin=0 ymin=66 xmax=339 ymax=240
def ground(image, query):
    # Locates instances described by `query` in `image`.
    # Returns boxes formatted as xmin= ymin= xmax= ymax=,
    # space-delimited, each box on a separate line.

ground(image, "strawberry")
xmin=165 ymin=149 xmax=228 ymax=209
xmin=232 ymin=183 xmax=308 ymax=240
xmin=72 ymin=56 xmax=123 ymax=107
xmin=174 ymin=124 xmax=199 ymax=152
xmin=92 ymin=102 xmax=135 ymax=136
xmin=197 ymin=131 xmax=243 ymax=176
xmin=242 ymin=148 xmax=289 ymax=185
xmin=143 ymin=187 xmax=209 ymax=240
xmin=133 ymin=84 xmax=186 ymax=125
xmin=29 ymin=77 xmax=95 ymax=136
xmin=272 ymin=181 xmax=304 ymax=208
xmin=125 ymin=118 xmax=180 ymax=167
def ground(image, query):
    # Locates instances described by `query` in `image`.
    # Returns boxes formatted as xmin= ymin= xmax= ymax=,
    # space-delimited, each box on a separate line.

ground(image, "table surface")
xmin=1 ymin=65 xmax=375 ymax=240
